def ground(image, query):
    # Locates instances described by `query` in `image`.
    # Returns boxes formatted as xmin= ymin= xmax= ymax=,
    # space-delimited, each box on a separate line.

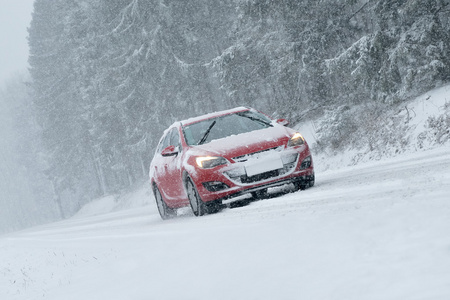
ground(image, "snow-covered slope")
xmin=74 ymin=181 xmax=153 ymax=218
xmin=403 ymin=84 xmax=450 ymax=148
xmin=1 ymin=145 xmax=449 ymax=300
xmin=299 ymin=84 xmax=450 ymax=172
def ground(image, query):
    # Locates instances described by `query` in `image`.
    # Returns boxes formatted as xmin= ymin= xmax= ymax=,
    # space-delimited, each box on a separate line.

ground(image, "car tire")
xmin=251 ymin=188 xmax=269 ymax=200
xmin=153 ymin=183 xmax=176 ymax=220
xmin=297 ymin=182 xmax=308 ymax=191
xmin=308 ymin=173 xmax=315 ymax=187
xmin=186 ymin=177 xmax=208 ymax=216
xmin=294 ymin=173 xmax=315 ymax=191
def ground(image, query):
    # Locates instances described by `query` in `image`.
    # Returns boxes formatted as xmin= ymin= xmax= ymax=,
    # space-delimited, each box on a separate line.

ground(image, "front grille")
xmin=224 ymin=152 xmax=298 ymax=185
xmin=240 ymin=169 xmax=280 ymax=183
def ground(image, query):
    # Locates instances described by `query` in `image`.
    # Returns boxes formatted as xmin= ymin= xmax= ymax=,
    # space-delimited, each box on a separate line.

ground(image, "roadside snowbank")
xmin=74 ymin=181 xmax=152 ymax=218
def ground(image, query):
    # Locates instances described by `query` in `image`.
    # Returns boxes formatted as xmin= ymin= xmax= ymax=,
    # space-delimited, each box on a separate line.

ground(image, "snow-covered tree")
xmin=0 ymin=74 xmax=57 ymax=233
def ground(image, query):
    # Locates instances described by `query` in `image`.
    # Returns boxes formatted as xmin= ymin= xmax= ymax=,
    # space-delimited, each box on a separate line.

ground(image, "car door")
xmin=152 ymin=130 xmax=170 ymax=188
xmin=157 ymin=127 xmax=185 ymax=205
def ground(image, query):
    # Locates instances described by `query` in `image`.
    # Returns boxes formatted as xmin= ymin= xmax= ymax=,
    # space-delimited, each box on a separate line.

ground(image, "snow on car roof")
xmin=180 ymin=106 xmax=250 ymax=126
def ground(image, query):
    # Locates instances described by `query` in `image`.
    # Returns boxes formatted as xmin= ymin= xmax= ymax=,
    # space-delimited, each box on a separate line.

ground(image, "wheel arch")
xmin=151 ymin=180 xmax=170 ymax=207
xmin=182 ymin=170 xmax=191 ymax=190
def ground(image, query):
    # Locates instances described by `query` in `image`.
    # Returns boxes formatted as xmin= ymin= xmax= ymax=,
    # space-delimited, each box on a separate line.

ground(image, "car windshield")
xmin=183 ymin=110 xmax=273 ymax=146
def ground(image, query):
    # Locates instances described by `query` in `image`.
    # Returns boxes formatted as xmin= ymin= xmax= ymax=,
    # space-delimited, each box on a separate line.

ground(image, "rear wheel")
xmin=153 ymin=184 xmax=176 ymax=220
xmin=186 ymin=177 xmax=208 ymax=216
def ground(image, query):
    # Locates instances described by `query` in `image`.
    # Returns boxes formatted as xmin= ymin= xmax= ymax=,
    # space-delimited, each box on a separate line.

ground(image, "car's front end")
xmin=182 ymin=124 xmax=314 ymax=204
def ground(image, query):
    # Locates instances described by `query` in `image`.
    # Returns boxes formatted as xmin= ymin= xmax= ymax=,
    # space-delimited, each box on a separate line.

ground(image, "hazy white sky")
xmin=0 ymin=0 xmax=35 ymax=86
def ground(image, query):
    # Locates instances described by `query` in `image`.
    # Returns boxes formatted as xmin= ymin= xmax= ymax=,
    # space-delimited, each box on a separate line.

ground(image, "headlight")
xmin=287 ymin=132 xmax=305 ymax=147
xmin=196 ymin=156 xmax=228 ymax=169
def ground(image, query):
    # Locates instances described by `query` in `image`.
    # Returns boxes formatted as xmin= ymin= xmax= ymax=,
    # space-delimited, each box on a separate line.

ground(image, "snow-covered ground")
xmin=1 ymin=144 xmax=449 ymax=300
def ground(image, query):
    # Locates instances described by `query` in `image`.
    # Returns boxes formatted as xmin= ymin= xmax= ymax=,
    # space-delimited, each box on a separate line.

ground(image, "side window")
xmin=157 ymin=132 xmax=171 ymax=153
xmin=157 ymin=128 xmax=182 ymax=154
xmin=170 ymin=128 xmax=182 ymax=150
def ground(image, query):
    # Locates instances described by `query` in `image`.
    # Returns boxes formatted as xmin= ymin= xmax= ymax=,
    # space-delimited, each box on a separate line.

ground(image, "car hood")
xmin=188 ymin=125 xmax=295 ymax=160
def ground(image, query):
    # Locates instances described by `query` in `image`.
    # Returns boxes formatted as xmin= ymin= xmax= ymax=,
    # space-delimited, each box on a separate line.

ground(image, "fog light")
xmin=202 ymin=181 xmax=229 ymax=192
xmin=300 ymin=156 xmax=311 ymax=170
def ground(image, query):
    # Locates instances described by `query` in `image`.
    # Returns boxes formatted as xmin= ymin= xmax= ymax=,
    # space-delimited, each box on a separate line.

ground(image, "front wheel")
xmin=186 ymin=177 xmax=208 ymax=216
xmin=294 ymin=173 xmax=315 ymax=191
xmin=308 ymin=173 xmax=315 ymax=188
xmin=153 ymin=184 xmax=176 ymax=220
xmin=251 ymin=188 xmax=268 ymax=200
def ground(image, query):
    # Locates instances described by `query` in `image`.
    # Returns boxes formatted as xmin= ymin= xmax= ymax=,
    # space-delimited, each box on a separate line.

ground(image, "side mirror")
xmin=161 ymin=145 xmax=178 ymax=157
xmin=276 ymin=118 xmax=289 ymax=126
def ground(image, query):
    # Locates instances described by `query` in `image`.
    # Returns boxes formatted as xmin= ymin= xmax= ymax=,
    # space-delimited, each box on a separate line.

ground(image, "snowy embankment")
xmin=301 ymin=84 xmax=450 ymax=170
xmin=1 ymin=86 xmax=449 ymax=300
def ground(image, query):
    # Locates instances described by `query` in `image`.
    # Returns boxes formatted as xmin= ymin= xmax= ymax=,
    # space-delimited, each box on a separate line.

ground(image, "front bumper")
xmin=191 ymin=145 xmax=314 ymax=203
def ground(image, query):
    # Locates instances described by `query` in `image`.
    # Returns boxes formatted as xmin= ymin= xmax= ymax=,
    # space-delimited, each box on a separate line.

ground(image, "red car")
xmin=149 ymin=107 xmax=314 ymax=219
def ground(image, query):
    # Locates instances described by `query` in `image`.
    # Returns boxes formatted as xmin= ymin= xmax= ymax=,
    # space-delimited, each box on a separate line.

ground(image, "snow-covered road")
xmin=1 ymin=147 xmax=450 ymax=300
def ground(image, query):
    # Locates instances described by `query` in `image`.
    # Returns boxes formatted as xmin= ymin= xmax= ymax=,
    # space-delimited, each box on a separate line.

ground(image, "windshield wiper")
xmin=198 ymin=120 xmax=216 ymax=145
xmin=237 ymin=113 xmax=272 ymax=127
